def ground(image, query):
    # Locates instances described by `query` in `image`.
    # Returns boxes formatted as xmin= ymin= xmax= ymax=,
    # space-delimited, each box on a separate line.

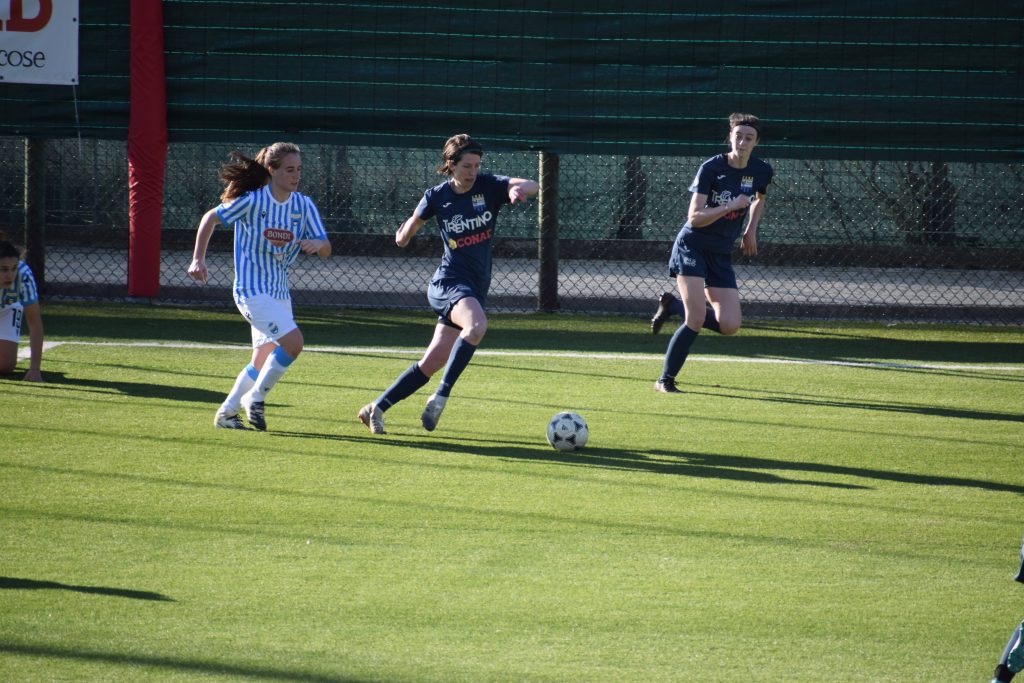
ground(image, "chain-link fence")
xmin=2 ymin=136 xmax=1022 ymax=323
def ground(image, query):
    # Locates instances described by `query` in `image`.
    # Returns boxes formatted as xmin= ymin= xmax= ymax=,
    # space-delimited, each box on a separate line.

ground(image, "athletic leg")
xmin=243 ymin=328 xmax=303 ymax=431
xmin=656 ymin=275 xmax=705 ymax=392
xmin=705 ymin=286 xmax=742 ymax=336
xmin=358 ymin=323 xmax=458 ymax=435
xmin=437 ymin=297 xmax=485 ymax=393
xmin=249 ymin=329 xmax=303 ymax=402
xmin=650 ymin=291 xmax=686 ymax=334
xmin=0 ymin=307 xmax=22 ymax=374
xmin=1007 ymin=620 xmax=1024 ymax=672
xmin=422 ymin=298 xmax=486 ymax=431
xmin=215 ymin=321 xmax=278 ymax=430
xmin=0 ymin=339 xmax=17 ymax=374
xmin=993 ymin=621 xmax=1024 ymax=681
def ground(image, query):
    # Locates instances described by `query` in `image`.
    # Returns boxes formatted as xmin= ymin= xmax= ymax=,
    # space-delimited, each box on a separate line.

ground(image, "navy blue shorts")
xmin=427 ymin=279 xmax=484 ymax=328
xmin=668 ymin=243 xmax=737 ymax=290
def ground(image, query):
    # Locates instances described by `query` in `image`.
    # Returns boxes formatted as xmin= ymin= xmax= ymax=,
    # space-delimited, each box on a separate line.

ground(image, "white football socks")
xmin=248 ymin=347 xmax=295 ymax=402
xmin=222 ymin=363 xmax=259 ymax=414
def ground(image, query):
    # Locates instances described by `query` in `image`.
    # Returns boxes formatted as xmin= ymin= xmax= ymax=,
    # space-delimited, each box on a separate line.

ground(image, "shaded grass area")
xmin=42 ymin=302 xmax=1024 ymax=364
xmin=2 ymin=304 xmax=1022 ymax=681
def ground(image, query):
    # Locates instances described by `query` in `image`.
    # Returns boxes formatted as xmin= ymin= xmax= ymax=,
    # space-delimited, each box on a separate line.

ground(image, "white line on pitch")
xmin=38 ymin=340 xmax=1024 ymax=372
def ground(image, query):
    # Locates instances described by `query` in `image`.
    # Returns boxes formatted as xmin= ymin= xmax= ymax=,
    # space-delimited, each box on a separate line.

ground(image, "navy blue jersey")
xmin=677 ymin=154 xmax=773 ymax=254
xmin=416 ymin=173 xmax=511 ymax=298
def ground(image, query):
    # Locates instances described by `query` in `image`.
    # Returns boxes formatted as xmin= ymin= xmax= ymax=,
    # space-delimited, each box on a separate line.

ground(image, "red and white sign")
xmin=0 ymin=1 xmax=79 ymax=85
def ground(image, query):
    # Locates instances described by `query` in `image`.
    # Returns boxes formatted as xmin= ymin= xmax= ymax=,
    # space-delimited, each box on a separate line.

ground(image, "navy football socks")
xmin=703 ymin=303 xmax=722 ymax=333
xmin=664 ymin=296 xmax=721 ymax=333
xmin=660 ymin=325 xmax=700 ymax=381
xmin=377 ymin=363 xmax=430 ymax=410
xmin=437 ymin=336 xmax=478 ymax=397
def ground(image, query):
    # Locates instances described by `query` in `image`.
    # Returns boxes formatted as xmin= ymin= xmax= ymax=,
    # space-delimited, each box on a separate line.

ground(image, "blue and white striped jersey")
xmin=0 ymin=261 xmax=39 ymax=309
xmin=215 ymin=185 xmax=327 ymax=300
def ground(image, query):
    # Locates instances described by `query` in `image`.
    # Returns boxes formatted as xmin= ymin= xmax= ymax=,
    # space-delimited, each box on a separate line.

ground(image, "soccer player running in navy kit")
xmin=187 ymin=143 xmax=331 ymax=430
xmin=0 ymin=234 xmax=45 ymax=382
xmin=358 ymin=134 xmax=538 ymax=434
xmin=654 ymin=113 xmax=772 ymax=393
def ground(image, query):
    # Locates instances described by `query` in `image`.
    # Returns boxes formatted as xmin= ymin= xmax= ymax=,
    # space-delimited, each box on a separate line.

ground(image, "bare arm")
xmin=21 ymin=301 xmax=43 ymax=382
xmin=508 ymin=178 xmax=539 ymax=204
xmin=687 ymin=192 xmax=752 ymax=228
xmin=187 ymin=208 xmax=221 ymax=283
xmin=299 ymin=238 xmax=332 ymax=258
xmin=741 ymin=192 xmax=767 ymax=256
xmin=396 ymin=214 xmax=427 ymax=248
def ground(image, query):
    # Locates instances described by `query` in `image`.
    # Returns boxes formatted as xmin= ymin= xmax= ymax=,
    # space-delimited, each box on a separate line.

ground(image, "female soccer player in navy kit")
xmin=187 ymin=143 xmax=331 ymax=430
xmin=0 ymin=234 xmax=45 ymax=382
xmin=654 ymin=113 xmax=772 ymax=393
xmin=358 ymin=134 xmax=538 ymax=434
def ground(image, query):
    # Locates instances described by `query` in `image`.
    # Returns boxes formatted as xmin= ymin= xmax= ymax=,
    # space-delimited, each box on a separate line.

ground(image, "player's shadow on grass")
xmin=0 ymin=576 xmax=174 ymax=602
xmin=19 ymin=371 xmax=225 ymax=403
xmin=275 ymin=430 xmax=863 ymax=489
xmin=643 ymin=451 xmax=1024 ymax=495
xmin=688 ymin=387 xmax=1024 ymax=423
xmin=276 ymin=430 xmax=1024 ymax=495
xmin=0 ymin=642 xmax=367 ymax=683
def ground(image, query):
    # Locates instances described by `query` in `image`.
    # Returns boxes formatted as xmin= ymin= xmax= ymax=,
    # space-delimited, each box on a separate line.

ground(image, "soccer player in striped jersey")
xmin=0 ymin=234 xmax=45 ymax=382
xmin=358 ymin=134 xmax=538 ymax=434
xmin=187 ymin=143 xmax=331 ymax=431
xmin=990 ymin=536 xmax=1024 ymax=683
xmin=654 ymin=113 xmax=773 ymax=393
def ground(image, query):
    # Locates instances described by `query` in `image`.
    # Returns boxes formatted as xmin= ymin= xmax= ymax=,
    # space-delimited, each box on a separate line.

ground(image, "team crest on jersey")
xmin=740 ymin=176 xmax=754 ymax=192
xmin=264 ymin=227 xmax=294 ymax=247
xmin=290 ymin=213 xmax=302 ymax=231
xmin=472 ymin=194 xmax=486 ymax=212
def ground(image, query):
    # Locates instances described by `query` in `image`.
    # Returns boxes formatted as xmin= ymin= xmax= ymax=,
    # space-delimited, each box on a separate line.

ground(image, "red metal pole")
xmin=127 ymin=0 xmax=167 ymax=297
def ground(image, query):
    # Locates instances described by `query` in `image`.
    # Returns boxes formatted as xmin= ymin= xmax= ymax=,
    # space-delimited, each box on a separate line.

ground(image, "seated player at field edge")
xmin=0 ymin=234 xmax=45 ymax=382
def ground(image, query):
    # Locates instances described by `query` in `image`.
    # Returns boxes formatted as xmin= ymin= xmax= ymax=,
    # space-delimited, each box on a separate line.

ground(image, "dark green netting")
xmin=1 ymin=1 xmax=1020 ymax=160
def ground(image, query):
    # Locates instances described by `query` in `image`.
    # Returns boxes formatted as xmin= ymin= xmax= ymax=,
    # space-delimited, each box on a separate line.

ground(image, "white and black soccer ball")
xmin=546 ymin=411 xmax=588 ymax=452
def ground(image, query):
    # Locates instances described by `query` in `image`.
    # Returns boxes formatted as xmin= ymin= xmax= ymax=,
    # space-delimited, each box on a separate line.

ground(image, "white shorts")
xmin=234 ymin=294 xmax=298 ymax=348
xmin=0 ymin=304 xmax=24 ymax=343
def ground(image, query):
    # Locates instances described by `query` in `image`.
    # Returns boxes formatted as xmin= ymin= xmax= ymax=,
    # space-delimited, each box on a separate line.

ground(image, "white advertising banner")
xmin=0 ymin=0 xmax=79 ymax=85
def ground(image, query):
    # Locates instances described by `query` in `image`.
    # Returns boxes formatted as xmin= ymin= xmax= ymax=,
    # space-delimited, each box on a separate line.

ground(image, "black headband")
xmin=452 ymin=145 xmax=483 ymax=160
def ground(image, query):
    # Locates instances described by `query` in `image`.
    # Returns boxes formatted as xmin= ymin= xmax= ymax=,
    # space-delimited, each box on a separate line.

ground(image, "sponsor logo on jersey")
xmin=263 ymin=227 xmax=294 ymax=247
xmin=711 ymin=189 xmax=734 ymax=207
xmin=442 ymin=211 xmax=493 ymax=234
xmin=472 ymin=194 xmax=486 ymax=212
xmin=447 ymin=228 xmax=493 ymax=250
xmin=711 ymin=189 xmax=746 ymax=221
